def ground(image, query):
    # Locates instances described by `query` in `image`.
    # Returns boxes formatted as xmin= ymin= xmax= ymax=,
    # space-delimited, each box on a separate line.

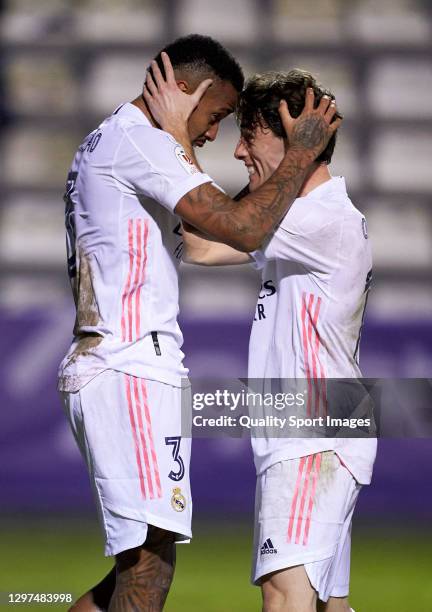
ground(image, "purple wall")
xmin=1 ymin=306 xmax=431 ymax=520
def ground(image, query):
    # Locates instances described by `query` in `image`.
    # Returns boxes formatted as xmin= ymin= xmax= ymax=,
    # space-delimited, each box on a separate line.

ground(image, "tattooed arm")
xmin=144 ymin=53 xmax=341 ymax=252
xmin=181 ymin=184 xmax=252 ymax=265
xmin=175 ymin=96 xmax=338 ymax=253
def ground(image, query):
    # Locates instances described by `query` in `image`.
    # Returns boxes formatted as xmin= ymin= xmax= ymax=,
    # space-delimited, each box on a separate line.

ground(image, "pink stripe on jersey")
xmin=141 ymin=380 xmax=162 ymax=498
xmin=287 ymin=456 xmax=307 ymax=542
xmin=135 ymin=221 xmax=149 ymax=340
xmin=303 ymin=453 xmax=322 ymax=545
xmin=133 ymin=376 xmax=154 ymax=499
xmin=130 ymin=220 xmax=143 ymax=342
xmin=295 ymin=454 xmax=314 ymax=545
xmin=301 ymin=293 xmax=313 ymax=416
xmin=121 ymin=220 xmax=135 ymax=342
xmin=301 ymin=292 xmax=327 ymax=417
xmin=126 ymin=220 xmax=144 ymax=342
xmin=124 ymin=374 xmax=146 ymax=498
xmin=120 ymin=219 xmax=150 ymax=343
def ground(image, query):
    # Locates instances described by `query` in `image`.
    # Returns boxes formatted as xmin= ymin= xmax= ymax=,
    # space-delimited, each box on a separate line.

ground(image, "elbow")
xmin=182 ymin=253 xmax=201 ymax=265
xmin=181 ymin=250 xmax=196 ymax=264
xmin=182 ymin=250 xmax=211 ymax=266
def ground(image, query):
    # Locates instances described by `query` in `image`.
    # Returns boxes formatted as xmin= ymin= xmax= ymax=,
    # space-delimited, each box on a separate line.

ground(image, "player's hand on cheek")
xmin=143 ymin=51 xmax=213 ymax=136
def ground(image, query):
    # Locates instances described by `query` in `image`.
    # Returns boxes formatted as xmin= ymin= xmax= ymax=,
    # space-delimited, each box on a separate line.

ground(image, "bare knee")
xmin=317 ymin=596 xmax=351 ymax=612
xmin=262 ymin=587 xmax=315 ymax=612
xmin=262 ymin=581 xmax=291 ymax=612
xmin=261 ymin=566 xmax=316 ymax=612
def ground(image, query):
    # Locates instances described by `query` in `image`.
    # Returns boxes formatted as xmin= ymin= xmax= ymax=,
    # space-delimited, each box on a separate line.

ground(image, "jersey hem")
xmin=253 ymin=444 xmax=375 ymax=485
xmin=254 ymin=443 xmax=338 ymax=476
xmin=105 ymin=512 xmax=192 ymax=557
xmin=252 ymin=544 xmax=336 ymax=585
xmin=58 ymin=365 xmax=188 ymax=392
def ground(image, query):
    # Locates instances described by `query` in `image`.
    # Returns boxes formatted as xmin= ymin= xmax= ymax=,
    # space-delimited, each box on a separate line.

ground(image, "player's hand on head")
xmin=143 ymin=51 xmax=213 ymax=135
xmin=278 ymin=88 xmax=342 ymax=158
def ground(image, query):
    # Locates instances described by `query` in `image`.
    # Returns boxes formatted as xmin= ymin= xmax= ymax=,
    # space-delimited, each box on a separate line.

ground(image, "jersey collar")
xmin=302 ymin=176 xmax=347 ymax=201
xmin=113 ymin=102 xmax=152 ymax=126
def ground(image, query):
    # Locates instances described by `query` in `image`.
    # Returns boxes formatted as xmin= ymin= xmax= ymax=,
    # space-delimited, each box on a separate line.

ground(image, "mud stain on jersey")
xmin=73 ymin=250 xmax=100 ymax=331
xmin=69 ymin=250 xmax=103 ymax=363
xmin=65 ymin=333 xmax=103 ymax=369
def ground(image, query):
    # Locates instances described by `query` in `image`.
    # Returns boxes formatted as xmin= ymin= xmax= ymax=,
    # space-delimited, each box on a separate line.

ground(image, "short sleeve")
xmin=116 ymin=125 xmax=213 ymax=212
xmin=249 ymin=250 xmax=266 ymax=270
xmin=258 ymin=200 xmax=342 ymax=272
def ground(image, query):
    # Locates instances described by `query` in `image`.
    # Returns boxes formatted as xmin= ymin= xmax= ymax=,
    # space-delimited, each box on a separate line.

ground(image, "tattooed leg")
xmin=69 ymin=566 xmax=116 ymax=611
xmin=108 ymin=526 xmax=176 ymax=612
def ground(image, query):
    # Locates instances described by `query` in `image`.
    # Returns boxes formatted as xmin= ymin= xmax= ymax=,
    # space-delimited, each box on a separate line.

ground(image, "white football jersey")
xmin=58 ymin=103 xmax=212 ymax=392
xmin=249 ymin=177 xmax=377 ymax=484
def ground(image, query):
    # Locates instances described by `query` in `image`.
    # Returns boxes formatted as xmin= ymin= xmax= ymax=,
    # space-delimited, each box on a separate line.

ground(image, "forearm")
xmin=151 ymin=73 xmax=340 ymax=251
xmin=161 ymin=119 xmax=285 ymax=253
xmin=182 ymin=223 xmax=251 ymax=265
xmin=182 ymin=224 xmax=213 ymax=264
xmin=176 ymin=146 xmax=314 ymax=252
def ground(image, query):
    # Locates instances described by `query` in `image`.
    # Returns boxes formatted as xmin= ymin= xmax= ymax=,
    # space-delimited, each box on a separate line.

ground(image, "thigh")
xmin=65 ymin=371 xmax=192 ymax=555
xmin=304 ymin=457 xmax=361 ymax=602
xmin=79 ymin=373 xmax=191 ymax=506
xmin=261 ymin=565 xmax=317 ymax=612
xmin=252 ymin=452 xmax=358 ymax=587
xmin=137 ymin=377 xmax=192 ymax=520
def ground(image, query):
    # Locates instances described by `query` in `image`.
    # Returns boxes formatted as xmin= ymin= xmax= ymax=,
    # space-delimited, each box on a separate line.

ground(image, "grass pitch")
xmin=0 ymin=517 xmax=430 ymax=611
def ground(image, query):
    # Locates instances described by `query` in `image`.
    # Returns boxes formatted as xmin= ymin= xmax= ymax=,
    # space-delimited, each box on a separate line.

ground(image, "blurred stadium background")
xmin=0 ymin=0 xmax=431 ymax=610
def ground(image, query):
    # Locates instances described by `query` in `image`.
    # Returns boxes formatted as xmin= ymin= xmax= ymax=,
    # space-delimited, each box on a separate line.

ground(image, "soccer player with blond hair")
xmin=145 ymin=62 xmax=374 ymax=612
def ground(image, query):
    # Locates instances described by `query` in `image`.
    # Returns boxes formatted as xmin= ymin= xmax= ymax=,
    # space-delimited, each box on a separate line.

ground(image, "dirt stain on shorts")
xmin=315 ymin=451 xmax=338 ymax=499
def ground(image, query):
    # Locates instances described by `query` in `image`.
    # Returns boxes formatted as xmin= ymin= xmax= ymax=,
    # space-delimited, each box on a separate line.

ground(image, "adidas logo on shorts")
xmin=261 ymin=538 xmax=277 ymax=555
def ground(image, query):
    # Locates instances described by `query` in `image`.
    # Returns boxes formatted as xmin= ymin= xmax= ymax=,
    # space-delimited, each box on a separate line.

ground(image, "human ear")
xmin=176 ymin=80 xmax=188 ymax=93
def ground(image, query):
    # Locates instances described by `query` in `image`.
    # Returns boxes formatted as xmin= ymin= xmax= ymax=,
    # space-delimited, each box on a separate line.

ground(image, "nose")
xmin=205 ymin=122 xmax=219 ymax=142
xmin=234 ymin=137 xmax=247 ymax=159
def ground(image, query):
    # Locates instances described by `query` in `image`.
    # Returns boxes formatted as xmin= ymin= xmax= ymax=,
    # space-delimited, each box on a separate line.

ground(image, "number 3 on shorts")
xmin=165 ymin=436 xmax=185 ymax=482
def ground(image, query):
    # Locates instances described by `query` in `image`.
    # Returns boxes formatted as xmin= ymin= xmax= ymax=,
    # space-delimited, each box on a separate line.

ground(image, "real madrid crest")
xmin=171 ymin=487 xmax=186 ymax=512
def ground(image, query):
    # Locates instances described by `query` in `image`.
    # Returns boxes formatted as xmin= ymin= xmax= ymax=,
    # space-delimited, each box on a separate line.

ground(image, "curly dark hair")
xmin=237 ymin=69 xmax=342 ymax=164
xmin=153 ymin=34 xmax=244 ymax=92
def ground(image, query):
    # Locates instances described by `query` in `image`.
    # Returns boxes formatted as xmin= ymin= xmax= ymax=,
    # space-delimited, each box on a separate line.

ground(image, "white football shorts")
xmin=61 ymin=369 xmax=192 ymax=556
xmin=252 ymin=451 xmax=361 ymax=602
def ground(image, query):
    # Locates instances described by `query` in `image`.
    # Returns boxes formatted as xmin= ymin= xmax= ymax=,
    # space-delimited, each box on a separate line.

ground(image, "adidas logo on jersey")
xmin=261 ymin=538 xmax=277 ymax=555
